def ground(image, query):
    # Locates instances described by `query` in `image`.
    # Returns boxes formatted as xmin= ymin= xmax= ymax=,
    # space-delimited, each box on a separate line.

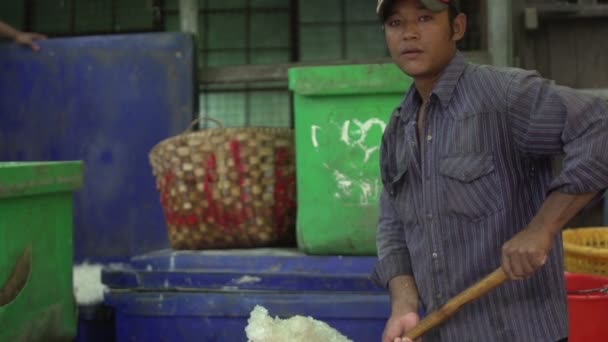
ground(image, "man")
xmin=371 ymin=0 xmax=608 ymax=341
xmin=0 ymin=20 xmax=46 ymax=51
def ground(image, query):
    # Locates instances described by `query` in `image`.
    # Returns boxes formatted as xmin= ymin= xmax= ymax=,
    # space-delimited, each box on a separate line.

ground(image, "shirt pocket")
xmin=383 ymin=165 xmax=408 ymax=197
xmin=380 ymin=129 xmax=409 ymax=197
xmin=439 ymin=154 xmax=504 ymax=221
xmin=387 ymin=166 xmax=419 ymax=226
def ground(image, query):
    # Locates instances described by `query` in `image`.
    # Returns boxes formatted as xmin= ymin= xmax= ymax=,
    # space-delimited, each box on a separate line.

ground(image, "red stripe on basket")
xmin=159 ymin=171 xmax=174 ymax=217
xmin=229 ymin=139 xmax=246 ymax=176
xmin=229 ymin=139 xmax=248 ymax=227
xmin=203 ymin=153 xmax=219 ymax=225
xmin=158 ymin=170 xmax=200 ymax=227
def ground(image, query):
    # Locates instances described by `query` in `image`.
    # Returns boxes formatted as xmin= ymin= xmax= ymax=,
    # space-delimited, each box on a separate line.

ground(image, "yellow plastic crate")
xmin=563 ymin=227 xmax=608 ymax=276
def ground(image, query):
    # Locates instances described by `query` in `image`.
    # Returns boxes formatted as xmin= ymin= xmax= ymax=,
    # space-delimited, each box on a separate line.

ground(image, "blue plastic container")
xmin=103 ymin=249 xmax=390 ymax=341
xmin=0 ymin=33 xmax=195 ymax=262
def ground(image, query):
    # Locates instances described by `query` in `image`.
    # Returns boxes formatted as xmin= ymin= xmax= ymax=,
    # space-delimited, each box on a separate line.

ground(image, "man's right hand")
xmin=382 ymin=311 xmax=421 ymax=342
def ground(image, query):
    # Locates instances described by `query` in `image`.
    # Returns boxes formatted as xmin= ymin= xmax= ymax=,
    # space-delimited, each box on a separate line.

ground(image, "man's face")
xmin=383 ymin=0 xmax=459 ymax=79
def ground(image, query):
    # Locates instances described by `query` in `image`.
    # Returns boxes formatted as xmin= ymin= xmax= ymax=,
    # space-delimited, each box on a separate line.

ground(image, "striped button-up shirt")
xmin=372 ymin=51 xmax=608 ymax=342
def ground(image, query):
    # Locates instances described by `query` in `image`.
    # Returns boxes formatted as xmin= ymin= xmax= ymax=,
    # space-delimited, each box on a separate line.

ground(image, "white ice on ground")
xmin=73 ymin=263 xmax=108 ymax=305
xmin=245 ymin=305 xmax=353 ymax=342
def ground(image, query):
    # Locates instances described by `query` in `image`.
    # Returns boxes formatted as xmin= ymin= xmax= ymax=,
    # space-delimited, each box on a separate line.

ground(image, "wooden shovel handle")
xmin=404 ymin=268 xmax=509 ymax=340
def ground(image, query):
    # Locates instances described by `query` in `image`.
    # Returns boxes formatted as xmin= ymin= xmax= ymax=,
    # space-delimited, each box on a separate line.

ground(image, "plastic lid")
xmin=102 ymin=249 xmax=383 ymax=293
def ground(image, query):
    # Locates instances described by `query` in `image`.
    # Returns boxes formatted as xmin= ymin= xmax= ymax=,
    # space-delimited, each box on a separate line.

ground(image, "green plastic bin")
xmin=289 ymin=63 xmax=413 ymax=255
xmin=0 ymin=161 xmax=83 ymax=341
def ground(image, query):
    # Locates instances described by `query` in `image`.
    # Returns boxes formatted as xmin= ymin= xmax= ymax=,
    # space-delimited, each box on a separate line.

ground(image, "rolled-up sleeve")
xmin=507 ymin=70 xmax=608 ymax=194
xmin=371 ymin=190 xmax=413 ymax=288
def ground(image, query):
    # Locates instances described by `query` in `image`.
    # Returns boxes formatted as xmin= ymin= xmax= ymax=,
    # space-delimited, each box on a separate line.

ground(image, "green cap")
xmin=377 ymin=0 xmax=451 ymax=15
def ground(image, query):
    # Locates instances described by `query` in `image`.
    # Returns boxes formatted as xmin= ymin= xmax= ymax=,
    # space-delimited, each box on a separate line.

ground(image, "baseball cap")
xmin=377 ymin=0 xmax=451 ymax=15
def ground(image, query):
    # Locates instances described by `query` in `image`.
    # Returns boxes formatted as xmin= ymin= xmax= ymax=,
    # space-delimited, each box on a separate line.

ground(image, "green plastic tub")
xmin=0 ymin=161 xmax=83 ymax=341
xmin=289 ymin=63 xmax=413 ymax=255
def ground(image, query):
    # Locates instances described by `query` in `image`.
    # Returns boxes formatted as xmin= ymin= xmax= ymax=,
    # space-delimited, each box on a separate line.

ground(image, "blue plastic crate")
xmin=103 ymin=249 xmax=390 ymax=341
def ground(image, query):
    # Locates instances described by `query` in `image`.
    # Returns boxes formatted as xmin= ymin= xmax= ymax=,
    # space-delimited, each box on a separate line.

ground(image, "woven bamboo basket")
xmin=563 ymin=227 xmax=608 ymax=276
xmin=149 ymin=117 xmax=296 ymax=250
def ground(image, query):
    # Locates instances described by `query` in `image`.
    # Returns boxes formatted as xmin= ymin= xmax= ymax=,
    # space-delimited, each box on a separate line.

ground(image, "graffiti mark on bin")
xmin=311 ymin=125 xmax=321 ymax=148
xmin=312 ymin=117 xmax=386 ymax=205
xmin=310 ymin=118 xmax=386 ymax=163
xmin=331 ymin=168 xmax=382 ymax=205
xmin=340 ymin=118 xmax=386 ymax=163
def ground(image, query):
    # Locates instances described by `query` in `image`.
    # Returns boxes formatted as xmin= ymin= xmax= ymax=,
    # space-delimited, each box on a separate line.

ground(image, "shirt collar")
xmin=432 ymin=51 xmax=467 ymax=108
xmin=398 ymin=87 xmax=422 ymax=122
xmin=396 ymin=51 xmax=467 ymax=121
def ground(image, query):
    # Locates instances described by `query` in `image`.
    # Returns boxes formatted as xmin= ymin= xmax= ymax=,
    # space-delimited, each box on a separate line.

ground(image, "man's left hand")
xmin=501 ymin=223 xmax=556 ymax=280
